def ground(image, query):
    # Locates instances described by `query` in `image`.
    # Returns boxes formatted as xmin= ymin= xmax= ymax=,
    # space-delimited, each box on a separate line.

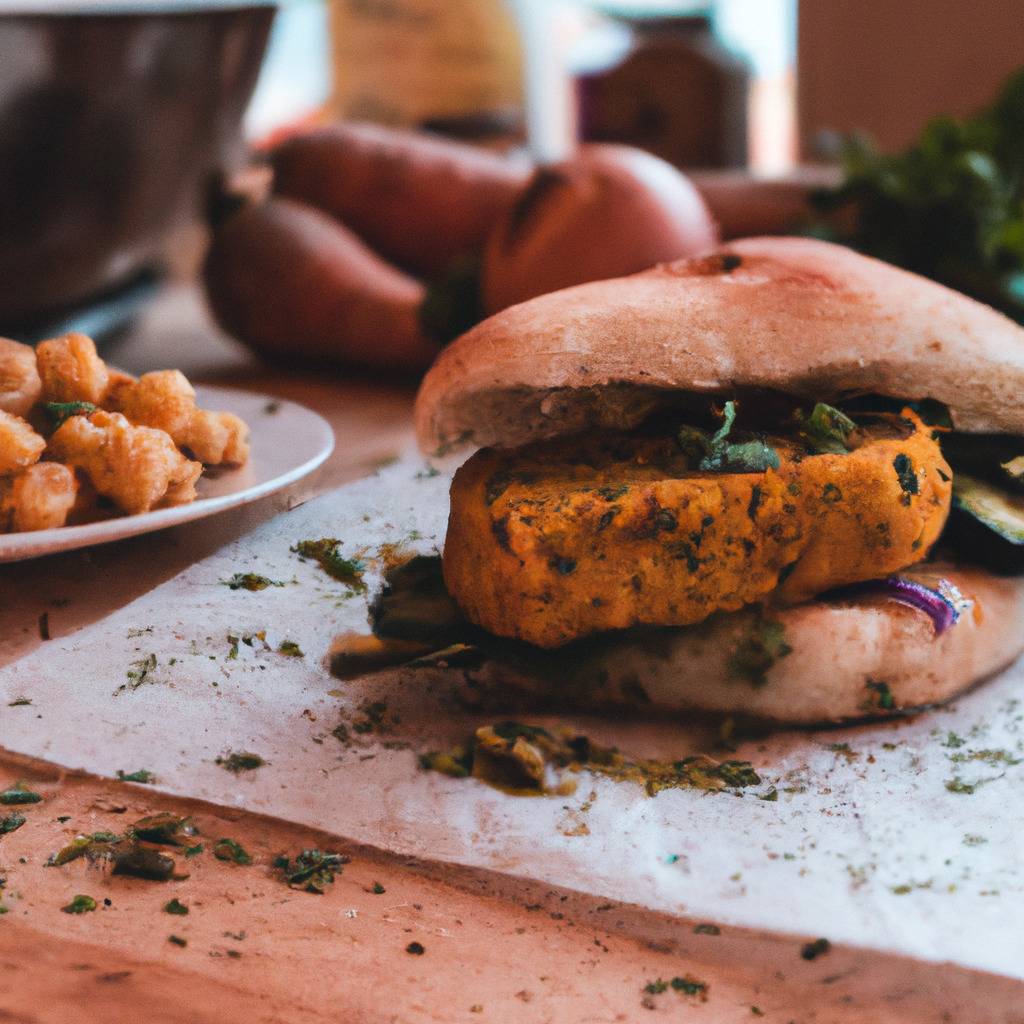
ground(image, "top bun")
xmin=415 ymin=236 xmax=1024 ymax=453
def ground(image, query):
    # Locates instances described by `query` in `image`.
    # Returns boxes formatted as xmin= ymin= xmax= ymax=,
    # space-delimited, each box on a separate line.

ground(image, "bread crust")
xmin=468 ymin=564 xmax=1024 ymax=723
xmin=415 ymin=237 xmax=1024 ymax=452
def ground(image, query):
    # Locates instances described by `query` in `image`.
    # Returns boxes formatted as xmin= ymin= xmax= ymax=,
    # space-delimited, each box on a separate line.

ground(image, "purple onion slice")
xmin=826 ymin=574 xmax=971 ymax=635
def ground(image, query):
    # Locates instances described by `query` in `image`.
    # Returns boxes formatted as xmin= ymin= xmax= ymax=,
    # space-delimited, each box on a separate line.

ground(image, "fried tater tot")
xmin=36 ymin=332 xmax=110 ymax=405
xmin=102 ymin=368 xmax=137 ymax=407
xmin=182 ymin=409 xmax=251 ymax=466
xmin=108 ymin=369 xmax=197 ymax=439
xmin=0 ymin=337 xmax=42 ymax=417
xmin=0 ymin=462 xmax=78 ymax=532
xmin=0 ymin=409 xmax=45 ymax=474
xmin=48 ymin=410 xmax=202 ymax=515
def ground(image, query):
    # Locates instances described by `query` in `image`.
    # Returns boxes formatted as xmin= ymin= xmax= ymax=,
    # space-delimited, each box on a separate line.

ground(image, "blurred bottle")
xmin=328 ymin=0 xmax=524 ymax=144
xmin=577 ymin=12 xmax=749 ymax=168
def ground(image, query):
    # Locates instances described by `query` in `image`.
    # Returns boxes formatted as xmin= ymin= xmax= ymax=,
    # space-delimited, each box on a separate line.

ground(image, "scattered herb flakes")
xmin=943 ymin=731 xmax=966 ymax=749
xmin=292 ymin=539 xmax=367 ymax=592
xmin=693 ymin=923 xmax=721 ymax=935
xmin=274 ymin=849 xmax=348 ymax=893
xmin=277 ymin=640 xmax=304 ymax=658
xmin=864 ymin=679 xmax=896 ymax=711
xmin=213 ymin=838 xmax=252 ymax=865
xmin=371 ymin=882 xmax=386 ymax=894
xmin=891 ymin=880 xmax=932 ymax=895
xmin=116 ymin=769 xmax=156 ymax=784
xmin=62 ymin=894 xmax=97 ymax=914
xmin=168 ymin=934 xmax=187 ymax=947
xmin=643 ymin=976 xmax=708 ymax=1000
xmin=829 ymin=742 xmax=860 ymax=763
xmin=164 ymin=898 xmax=189 ymax=916
xmin=0 ymin=814 xmax=26 ymax=835
xmin=122 ymin=653 xmax=158 ymax=692
xmin=420 ymin=721 xmax=762 ymax=797
xmin=47 ymin=832 xmax=117 ymax=867
xmin=0 ymin=904 xmax=8 ymax=915
xmin=45 ymin=401 xmax=97 ymax=427
xmin=226 ymin=630 xmax=269 ymax=660
xmin=949 ymin=748 xmax=1021 ymax=768
xmin=751 ymin=1007 xmax=766 ymax=1017
xmin=184 ymin=843 xmax=204 ymax=858
xmin=7 ymin=697 xmax=30 ymax=707
xmin=352 ymin=700 xmax=388 ymax=735
xmin=216 ymin=751 xmax=266 ymax=774
xmin=405 ymin=941 xmax=425 ymax=955
xmin=0 ymin=784 xmax=41 ymax=805
xmin=963 ymin=833 xmax=989 ymax=846
xmin=800 ymin=938 xmax=831 ymax=961
xmin=728 ymin=618 xmax=792 ymax=687
xmin=945 ymin=776 xmax=991 ymax=795
xmin=221 ymin=573 xmax=286 ymax=592
xmin=801 ymin=402 xmax=856 ymax=454
xmin=130 ymin=813 xmax=195 ymax=845
xmin=416 ymin=465 xmax=441 ymax=479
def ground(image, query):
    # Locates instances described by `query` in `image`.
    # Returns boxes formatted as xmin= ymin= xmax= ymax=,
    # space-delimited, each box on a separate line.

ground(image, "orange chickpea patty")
xmin=443 ymin=412 xmax=952 ymax=648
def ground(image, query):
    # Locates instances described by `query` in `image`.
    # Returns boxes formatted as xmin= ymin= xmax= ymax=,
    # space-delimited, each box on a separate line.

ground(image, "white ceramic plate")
xmin=0 ymin=384 xmax=334 ymax=563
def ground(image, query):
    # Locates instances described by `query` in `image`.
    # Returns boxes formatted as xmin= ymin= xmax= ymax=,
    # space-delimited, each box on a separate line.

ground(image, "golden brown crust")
xmin=443 ymin=419 xmax=952 ymax=647
xmin=415 ymin=237 xmax=1024 ymax=452
xmin=472 ymin=564 xmax=1024 ymax=723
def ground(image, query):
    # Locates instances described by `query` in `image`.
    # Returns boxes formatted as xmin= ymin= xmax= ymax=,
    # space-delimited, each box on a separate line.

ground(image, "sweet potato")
xmin=481 ymin=144 xmax=718 ymax=315
xmin=271 ymin=122 xmax=529 ymax=277
xmin=203 ymin=197 xmax=440 ymax=373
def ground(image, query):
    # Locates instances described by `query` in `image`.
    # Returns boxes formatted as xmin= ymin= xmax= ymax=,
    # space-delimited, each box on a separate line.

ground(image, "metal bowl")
xmin=0 ymin=2 xmax=274 ymax=333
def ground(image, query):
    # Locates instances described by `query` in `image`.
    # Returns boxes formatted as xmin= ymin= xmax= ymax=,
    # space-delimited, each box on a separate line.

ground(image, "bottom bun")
xmin=470 ymin=564 xmax=1024 ymax=724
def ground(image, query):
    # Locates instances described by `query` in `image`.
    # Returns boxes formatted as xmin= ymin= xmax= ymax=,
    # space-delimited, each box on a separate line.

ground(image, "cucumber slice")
xmin=952 ymin=474 xmax=1024 ymax=545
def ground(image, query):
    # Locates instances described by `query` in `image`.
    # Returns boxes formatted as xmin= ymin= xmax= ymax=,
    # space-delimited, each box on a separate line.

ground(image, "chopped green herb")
xmin=0 ymin=814 xmax=26 ymax=835
xmin=963 ymin=833 xmax=989 ymax=846
xmin=693 ymin=923 xmax=721 ymax=935
xmin=130 ymin=813 xmax=195 ymax=845
xmin=405 ymin=941 xmax=425 ymax=955
xmin=942 ymin=731 xmax=966 ymax=749
xmin=164 ymin=898 xmax=189 ymax=916
xmin=274 ymin=849 xmax=348 ymax=893
xmin=371 ymin=882 xmax=386 ymax=894
xmin=643 ymin=979 xmax=668 ymax=995
xmin=277 ymin=641 xmax=304 ymax=658
xmin=728 ymin=618 xmax=793 ymax=687
xmin=678 ymin=401 xmax=780 ymax=473
xmin=213 ymin=838 xmax=252 ymax=865
xmin=215 ymin=751 xmax=266 ymax=774
xmin=291 ymin=539 xmax=367 ymax=592
xmin=0 ymin=784 xmax=41 ymax=805
xmin=801 ymin=402 xmax=856 ymax=454
xmin=800 ymin=937 xmax=831 ymax=961
xmin=7 ymin=697 xmax=30 ymax=707
xmin=221 ymin=573 xmax=286 ymax=592
xmin=61 ymin=894 xmax=97 ymax=914
xmin=184 ymin=843 xmax=204 ymax=858
xmin=865 ymin=680 xmax=896 ymax=710
xmin=671 ymin=975 xmax=708 ymax=997
xmin=46 ymin=402 xmax=97 ymax=427
xmin=124 ymin=653 xmax=158 ymax=691
xmin=168 ymin=934 xmax=187 ymax=947
xmin=751 ymin=1007 xmax=765 ymax=1017
xmin=116 ymin=769 xmax=156 ymax=784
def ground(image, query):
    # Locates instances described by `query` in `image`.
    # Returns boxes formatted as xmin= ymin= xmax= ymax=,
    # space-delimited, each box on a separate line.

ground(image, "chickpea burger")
xmin=412 ymin=237 xmax=1024 ymax=723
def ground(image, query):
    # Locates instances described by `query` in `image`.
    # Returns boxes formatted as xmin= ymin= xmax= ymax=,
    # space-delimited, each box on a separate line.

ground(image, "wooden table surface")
xmin=2 ymin=285 xmax=1012 ymax=1023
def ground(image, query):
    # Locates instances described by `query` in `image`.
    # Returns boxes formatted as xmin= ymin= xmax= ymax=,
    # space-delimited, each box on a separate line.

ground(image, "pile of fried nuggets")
xmin=0 ymin=333 xmax=249 ymax=533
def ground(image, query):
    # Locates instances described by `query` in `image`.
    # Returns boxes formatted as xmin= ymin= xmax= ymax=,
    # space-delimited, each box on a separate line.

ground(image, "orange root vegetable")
xmin=481 ymin=144 xmax=718 ymax=315
xmin=202 ymin=197 xmax=440 ymax=372
xmin=271 ymin=122 xmax=529 ymax=278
